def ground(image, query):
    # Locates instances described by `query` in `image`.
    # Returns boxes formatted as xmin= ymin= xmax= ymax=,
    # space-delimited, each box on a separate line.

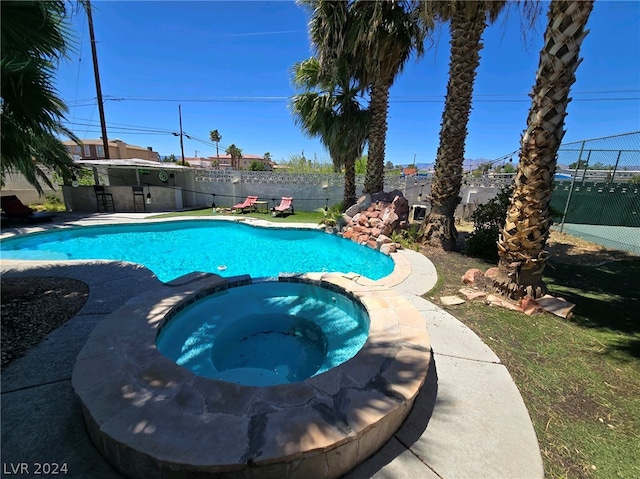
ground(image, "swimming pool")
xmin=0 ymin=219 xmax=395 ymax=282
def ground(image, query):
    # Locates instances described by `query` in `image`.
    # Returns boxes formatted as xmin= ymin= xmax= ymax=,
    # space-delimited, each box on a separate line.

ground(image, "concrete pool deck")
xmin=0 ymin=213 xmax=543 ymax=478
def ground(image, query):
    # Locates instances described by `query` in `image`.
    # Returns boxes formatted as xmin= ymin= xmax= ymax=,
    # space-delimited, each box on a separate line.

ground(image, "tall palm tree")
xmin=352 ymin=1 xmax=425 ymax=194
xmin=304 ymin=0 xmax=425 ymax=195
xmin=209 ymin=129 xmax=222 ymax=162
xmin=419 ymin=1 xmax=508 ymax=250
xmin=495 ymin=0 xmax=594 ymax=299
xmin=290 ymin=57 xmax=370 ymax=208
xmin=1 ymin=0 xmax=81 ymax=194
xmin=225 ymin=144 xmax=242 ymax=170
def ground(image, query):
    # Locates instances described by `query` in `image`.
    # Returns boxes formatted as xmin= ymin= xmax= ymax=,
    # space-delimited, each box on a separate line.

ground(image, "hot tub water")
xmin=156 ymin=281 xmax=369 ymax=386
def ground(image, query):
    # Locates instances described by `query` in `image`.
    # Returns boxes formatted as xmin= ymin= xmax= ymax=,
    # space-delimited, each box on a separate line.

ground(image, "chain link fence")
xmin=549 ymin=131 xmax=640 ymax=254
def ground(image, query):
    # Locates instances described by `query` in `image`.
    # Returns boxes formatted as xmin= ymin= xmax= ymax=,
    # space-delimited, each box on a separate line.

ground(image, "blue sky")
xmin=56 ymin=0 xmax=640 ymax=166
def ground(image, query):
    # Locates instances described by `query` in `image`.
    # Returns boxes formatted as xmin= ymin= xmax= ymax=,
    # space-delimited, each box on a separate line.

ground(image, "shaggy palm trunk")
xmin=495 ymin=0 xmax=594 ymax=299
xmin=364 ymin=80 xmax=390 ymax=194
xmin=343 ymin=156 xmax=356 ymax=208
xmin=421 ymin=7 xmax=486 ymax=250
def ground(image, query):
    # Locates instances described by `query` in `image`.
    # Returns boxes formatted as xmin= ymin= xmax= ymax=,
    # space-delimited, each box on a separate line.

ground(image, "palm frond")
xmin=0 ymin=0 xmax=80 ymax=193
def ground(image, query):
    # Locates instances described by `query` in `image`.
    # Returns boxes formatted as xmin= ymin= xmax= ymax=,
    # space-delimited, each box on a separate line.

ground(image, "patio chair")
xmin=271 ymin=197 xmax=294 ymax=217
xmin=132 ymin=185 xmax=146 ymax=212
xmin=0 ymin=195 xmax=53 ymax=224
xmin=94 ymin=185 xmax=115 ymax=212
xmin=232 ymin=195 xmax=258 ymax=213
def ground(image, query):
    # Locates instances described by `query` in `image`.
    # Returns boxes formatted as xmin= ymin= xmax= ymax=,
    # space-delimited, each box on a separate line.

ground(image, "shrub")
xmin=317 ymin=203 xmax=345 ymax=227
xmin=30 ymin=195 xmax=66 ymax=212
xmin=391 ymin=224 xmax=421 ymax=251
xmin=465 ymin=184 xmax=513 ymax=260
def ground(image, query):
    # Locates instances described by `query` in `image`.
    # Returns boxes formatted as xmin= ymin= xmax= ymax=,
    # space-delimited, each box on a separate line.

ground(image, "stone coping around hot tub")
xmin=72 ymin=272 xmax=431 ymax=479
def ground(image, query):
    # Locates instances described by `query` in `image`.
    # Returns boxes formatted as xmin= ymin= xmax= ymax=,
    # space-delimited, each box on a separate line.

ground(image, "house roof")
xmin=75 ymin=158 xmax=189 ymax=170
xmin=203 ymin=154 xmax=265 ymax=161
xmin=63 ymin=139 xmax=155 ymax=151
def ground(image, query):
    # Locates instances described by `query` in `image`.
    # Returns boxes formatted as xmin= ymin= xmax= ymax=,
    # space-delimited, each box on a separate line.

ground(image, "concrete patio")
xmin=0 ymin=213 xmax=543 ymax=478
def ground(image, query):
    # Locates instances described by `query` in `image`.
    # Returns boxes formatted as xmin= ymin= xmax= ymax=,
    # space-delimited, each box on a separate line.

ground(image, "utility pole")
xmin=86 ymin=0 xmax=109 ymax=159
xmin=179 ymin=105 xmax=185 ymax=166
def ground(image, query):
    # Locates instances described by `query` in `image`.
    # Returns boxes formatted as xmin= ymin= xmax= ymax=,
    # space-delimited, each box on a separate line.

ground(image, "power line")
xmin=103 ymin=96 xmax=639 ymax=104
xmin=60 ymin=118 xmax=238 ymax=155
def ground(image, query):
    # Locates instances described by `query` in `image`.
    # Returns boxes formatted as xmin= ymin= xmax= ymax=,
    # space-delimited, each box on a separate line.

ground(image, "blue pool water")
xmin=156 ymin=281 xmax=369 ymax=386
xmin=0 ymin=220 xmax=394 ymax=282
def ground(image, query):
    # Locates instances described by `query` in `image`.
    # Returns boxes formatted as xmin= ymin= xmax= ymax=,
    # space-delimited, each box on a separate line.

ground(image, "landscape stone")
xmin=486 ymin=294 xmax=521 ymax=311
xmin=377 ymin=234 xmax=392 ymax=244
xmin=458 ymin=288 xmax=487 ymax=301
xmin=461 ymin=268 xmax=484 ymax=285
xmin=440 ymin=295 xmax=466 ymax=306
xmin=484 ymin=267 xmax=500 ymax=279
xmin=536 ymin=295 xmax=576 ymax=318
xmin=518 ymin=295 xmax=544 ymax=316
xmin=340 ymin=192 xmax=413 ymax=252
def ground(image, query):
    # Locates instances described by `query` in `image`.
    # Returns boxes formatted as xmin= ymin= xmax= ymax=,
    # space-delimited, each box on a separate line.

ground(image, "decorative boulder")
xmin=340 ymin=192 xmax=411 ymax=253
xmin=462 ymin=269 xmax=484 ymax=285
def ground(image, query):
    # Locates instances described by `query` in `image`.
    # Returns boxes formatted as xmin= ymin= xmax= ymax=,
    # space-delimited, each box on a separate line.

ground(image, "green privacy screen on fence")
xmin=550 ymin=183 xmax=640 ymax=227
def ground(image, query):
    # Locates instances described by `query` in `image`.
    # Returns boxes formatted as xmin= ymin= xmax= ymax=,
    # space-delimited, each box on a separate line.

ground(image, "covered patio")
xmin=63 ymin=159 xmax=194 ymax=213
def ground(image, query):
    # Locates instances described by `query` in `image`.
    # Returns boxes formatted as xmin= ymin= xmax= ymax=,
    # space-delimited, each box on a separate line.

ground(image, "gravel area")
xmin=1 ymin=277 xmax=89 ymax=368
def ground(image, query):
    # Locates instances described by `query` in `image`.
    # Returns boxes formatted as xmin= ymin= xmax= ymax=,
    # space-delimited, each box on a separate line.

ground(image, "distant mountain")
xmin=409 ymin=158 xmax=497 ymax=171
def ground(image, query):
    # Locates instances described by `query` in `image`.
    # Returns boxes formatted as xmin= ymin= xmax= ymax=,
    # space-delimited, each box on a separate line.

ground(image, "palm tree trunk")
xmin=344 ymin=156 xmax=357 ymax=208
xmin=420 ymin=6 xmax=486 ymax=250
xmin=494 ymin=0 xmax=594 ymax=299
xmin=364 ymin=80 xmax=390 ymax=194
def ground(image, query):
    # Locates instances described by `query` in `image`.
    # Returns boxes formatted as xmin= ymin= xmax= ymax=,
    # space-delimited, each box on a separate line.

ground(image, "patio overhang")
xmin=74 ymin=158 xmax=190 ymax=171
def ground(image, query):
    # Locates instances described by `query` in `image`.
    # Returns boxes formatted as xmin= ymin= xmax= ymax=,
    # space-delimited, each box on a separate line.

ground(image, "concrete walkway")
xmin=346 ymin=249 xmax=543 ymax=478
xmin=0 ymin=215 xmax=543 ymax=478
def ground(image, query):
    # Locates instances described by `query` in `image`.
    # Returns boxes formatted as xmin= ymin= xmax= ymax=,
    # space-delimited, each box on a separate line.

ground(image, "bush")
xmin=317 ymin=203 xmax=345 ymax=227
xmin=391 ymin=224 xmax=421 ymax=251
xmin=465 ymin=184 xmax=513 ymax=260
xmin=30 ymin=195 xmax=66 ymax=212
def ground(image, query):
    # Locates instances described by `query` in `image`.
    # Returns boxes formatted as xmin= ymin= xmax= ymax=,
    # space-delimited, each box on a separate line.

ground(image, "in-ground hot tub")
xmin=156 ymin=281 xmax=370 ymax=386
xmin=73 ymin=273 xmax=431 ymax=479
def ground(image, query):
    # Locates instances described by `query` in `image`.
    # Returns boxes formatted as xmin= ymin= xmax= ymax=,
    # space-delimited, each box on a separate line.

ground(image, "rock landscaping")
xmin=340 ymin=190 xmax=410 ymax=254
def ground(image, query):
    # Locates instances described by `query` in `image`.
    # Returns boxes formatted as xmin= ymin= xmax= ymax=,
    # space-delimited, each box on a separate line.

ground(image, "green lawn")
xmin=427 ymin=251 xmax=640 ymax=479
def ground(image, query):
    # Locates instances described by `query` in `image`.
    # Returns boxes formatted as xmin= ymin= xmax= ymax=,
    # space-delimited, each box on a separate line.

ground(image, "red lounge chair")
xmin=0 ymin=195 xmax=53 ymax=224
xmin=232 ymin=195 xmax=258 ymax=213
xmin=271 ymin=197 xmax=294 ymax=217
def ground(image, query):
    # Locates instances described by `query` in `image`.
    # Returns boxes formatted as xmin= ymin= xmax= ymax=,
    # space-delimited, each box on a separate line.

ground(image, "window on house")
xmin=96 ymin=145 xmax=105 ymax=157
xmin=73 ymin=146 xmax=81 ymax=154
xmin=84 ymin=145 xmax=91 ymax=157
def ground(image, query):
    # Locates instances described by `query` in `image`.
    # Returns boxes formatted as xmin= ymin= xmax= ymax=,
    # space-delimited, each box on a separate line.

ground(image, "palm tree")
xmin=495 ymin=0 xmax=594 ymax=299
xmin=1 ymin=0 xmax=81 ymax=194
xmin=209 ymin=129 xmax=222 ymax=162
xmin=354 ymin=1 xmax=426 ymax=194
xmin=419 ymin=1 xmax=508 ymax=250
xmin=304 ymin=0 xmax=425 ymax=195
xmin=290 ymin=57 xmax=370 ymax=208
xmin=225 ymin=144 xmax=242 ymax=170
